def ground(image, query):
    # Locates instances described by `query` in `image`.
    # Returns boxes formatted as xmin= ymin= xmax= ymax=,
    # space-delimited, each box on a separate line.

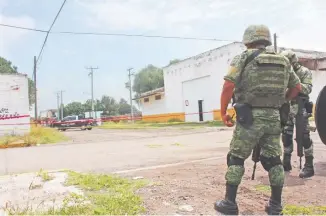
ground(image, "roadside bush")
xmin=0 ymin=126 xmax=69 ymax=146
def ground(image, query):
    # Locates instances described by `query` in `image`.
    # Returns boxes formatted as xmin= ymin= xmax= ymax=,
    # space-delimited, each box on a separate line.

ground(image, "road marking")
xmin=112 ymin=156 xmax=225 ymax=174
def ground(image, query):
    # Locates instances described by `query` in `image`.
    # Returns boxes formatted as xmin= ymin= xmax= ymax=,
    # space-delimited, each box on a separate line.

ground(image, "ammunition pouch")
xmin=234 ymin=103 xmax=253 ymax=129
xmin=304 ymin=101 xmax=313 ymax=114
xmin=279 ymin=103 xmax=290 ymax=127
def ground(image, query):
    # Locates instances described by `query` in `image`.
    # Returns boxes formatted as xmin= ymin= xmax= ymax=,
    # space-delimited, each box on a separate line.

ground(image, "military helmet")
xmin=280 ymin=50 xmax=299 ymax=65
xmin=242 ymin=25 xmax=272 ymax=46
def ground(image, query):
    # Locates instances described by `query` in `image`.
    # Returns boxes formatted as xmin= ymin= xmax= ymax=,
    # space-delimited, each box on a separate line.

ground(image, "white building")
xmin=136 ymin=42 xmax=326 ymax=122
xmin=0 ymin=73 xmax=30 ymax=135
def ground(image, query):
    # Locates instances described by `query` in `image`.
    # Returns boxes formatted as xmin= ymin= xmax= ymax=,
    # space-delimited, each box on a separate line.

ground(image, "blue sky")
xmin=1 ymin=0 xmax=325 ymax=112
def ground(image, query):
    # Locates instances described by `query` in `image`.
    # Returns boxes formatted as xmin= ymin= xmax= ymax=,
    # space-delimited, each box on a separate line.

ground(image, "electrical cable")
xmin=36 ymin=0 xmax=67 ymax=64
xmin=0 ymin=23 xmax=236 ymax=42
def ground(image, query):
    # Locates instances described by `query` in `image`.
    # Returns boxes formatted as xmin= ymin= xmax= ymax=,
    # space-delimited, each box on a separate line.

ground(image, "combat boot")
xmin=299 ymin=156 xmax=314 ymax=178
xmin=265 ymin=186 xmax=283 ymax=215
xmin=282 ymin=153 xmax=292 ymax=171
xmin=214 ymin=183 xmax=239 ymax=215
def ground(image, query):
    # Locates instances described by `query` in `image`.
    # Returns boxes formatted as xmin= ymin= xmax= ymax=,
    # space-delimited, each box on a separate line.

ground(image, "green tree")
xmin=63 ymin=102 xmax=84 ymax=116
xmin=0 ymin=57 xmax=35 ymax=106
xmin=83 ymin=99 xmax=103 ymax=112
xmin=118 ymin=98 xmax=131 ymax=115
xmin=101 ymin=95 xmax=119 ymax=116
xmin=132 ymin=64 xmax=164 ymax=95
xmin=169 ymin=59 xmax=181 ymax=65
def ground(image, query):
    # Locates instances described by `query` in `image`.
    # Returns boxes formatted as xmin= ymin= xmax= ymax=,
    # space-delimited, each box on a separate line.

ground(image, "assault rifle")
xmin=295 ymin=95 xmax=307 ymax=169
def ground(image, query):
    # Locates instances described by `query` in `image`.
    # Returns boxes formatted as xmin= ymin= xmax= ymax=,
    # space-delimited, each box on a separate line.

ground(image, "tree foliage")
xmin=0 ymin=57 xmax=36 ymax=106
xmin=62 ymin=95 xmax=139 ymax=117
xmin=169 ymin=59 xmax=181 ymax=65
xmin=132 ymin=64 xmax=164 ymax=95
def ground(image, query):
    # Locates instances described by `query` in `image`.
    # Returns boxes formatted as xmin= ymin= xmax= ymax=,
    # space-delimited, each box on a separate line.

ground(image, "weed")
xmin=283 ymin=205 xmax=326 ymax=215
xmin=146 ymin=144 xmax=163 ymax=148
xmin=0 ymin=126 xmax=69 ymax=146
xmin=37 ymin=169 xmax=54 ymax=182
xmin=6 ymin=171 xmax=147 ymax=215
xmin=254 ymin=184 xmax=271 ymax=192
xmin=63 ymin=171 xmax=147 ymax=215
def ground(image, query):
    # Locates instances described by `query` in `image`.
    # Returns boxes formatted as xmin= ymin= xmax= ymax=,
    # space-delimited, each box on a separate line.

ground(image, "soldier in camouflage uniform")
xmin=280 ymin=50 xmax=314 ymax=178
xmin=214 ymin=25 xmax=302 ymax=215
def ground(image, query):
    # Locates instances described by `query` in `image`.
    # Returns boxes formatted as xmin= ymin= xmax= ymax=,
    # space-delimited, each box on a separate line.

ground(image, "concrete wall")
xmin=163 ymin=42 xmax=246 ymax=122
xmin=140 ymin=42 xmax=326 ymax=122
xmin=0 ymin=74 xmax=30 ymax=136
xmin=139 ymin=93 xmax=166 ymax=116
xmin=311 ymin=70 xmax=326 ymax=103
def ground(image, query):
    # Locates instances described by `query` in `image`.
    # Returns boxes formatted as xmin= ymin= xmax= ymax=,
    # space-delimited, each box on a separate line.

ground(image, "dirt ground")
xmin=129 ymin=158 xmax=326 ymax=215
xmin=1 ymin=125 xmax=325 ymax=215
xmin=118 ymin=128 xmax=326 ymax=215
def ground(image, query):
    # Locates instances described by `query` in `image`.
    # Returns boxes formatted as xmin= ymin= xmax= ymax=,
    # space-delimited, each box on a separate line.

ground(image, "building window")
xmin=155 ymin=95 xmax=161 ymax=100
xmin=144 ymin=97 xmax=149 ymax=103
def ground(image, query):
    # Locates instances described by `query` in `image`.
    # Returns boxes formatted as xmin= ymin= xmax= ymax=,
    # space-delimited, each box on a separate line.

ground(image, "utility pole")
xmin=86 ymin=66 xmax=98 ymax=119
xmin=60 ymin=90 xmax=64 ymax=120
xmin=127 ymin=68 xmax=134 ymax=123
xmin=56 ymin=92 xmax=60 ymax=119
xmin=33 ymin=56 xmax=38 ymax=122
xmin=274 ymin=33 xmax=277 ymax=53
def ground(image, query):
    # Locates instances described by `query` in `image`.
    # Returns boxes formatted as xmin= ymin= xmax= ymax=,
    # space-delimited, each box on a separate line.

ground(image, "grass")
xmin=171 ymin=142 xmax=184 ymax=146
xmin=37 ymin=169 xmax=54 ymax=182
xmin=7 ymin=171 xmax=148 ymax=215
xmin=283 ymin=205 xmax=326 ymax=215
xmin=254 ymin=184 xmax=271 ymax=193
xmin=54 ymin=171 xmax=148 ymax=215
xmin=99 ymin=120 xmax=224 ymax=130
xmin=0 ymin=126 xmax=69 ymax=146
xmin=146 ymin=144 xmax=163 ymax=148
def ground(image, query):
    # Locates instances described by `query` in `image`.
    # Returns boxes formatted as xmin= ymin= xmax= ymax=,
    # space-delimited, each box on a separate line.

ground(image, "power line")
xmin=36 ymin=0 xmax=67 ymax=64
xmin=0 ymin=23 xmax=236 ymax=42
xmin=0 ymin=23 xmax=47 ymax=32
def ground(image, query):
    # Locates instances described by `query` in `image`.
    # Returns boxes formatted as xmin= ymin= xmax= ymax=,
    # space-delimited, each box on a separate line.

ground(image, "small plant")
xmin=254 ymin=184 xmax=271 ymax=192
xmin=0 ymin=126 xmax=69 ymax=146
xmin=37 ymin=169 xmax=54 ymax=182
xmin=146 ymin=144 xmax=163 ymax=148
xmin=171 ymin=142 xmax=183 ymax=146
xmin=283 ymin=205 xmax=326 ymax=215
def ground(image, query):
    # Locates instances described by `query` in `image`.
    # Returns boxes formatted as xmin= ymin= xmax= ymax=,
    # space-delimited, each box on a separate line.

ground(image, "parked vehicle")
xmin=52 ymin=115 xmax=95 ymax=131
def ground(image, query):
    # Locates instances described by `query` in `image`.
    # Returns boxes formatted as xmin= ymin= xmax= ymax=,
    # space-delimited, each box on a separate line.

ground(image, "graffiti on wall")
xmin=0 ymin=108 xmax=27 ymax=120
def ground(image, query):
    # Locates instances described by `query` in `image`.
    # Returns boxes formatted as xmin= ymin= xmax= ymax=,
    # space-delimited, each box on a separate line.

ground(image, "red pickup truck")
xmin=52 ymin=115 xmax=95 ymax=131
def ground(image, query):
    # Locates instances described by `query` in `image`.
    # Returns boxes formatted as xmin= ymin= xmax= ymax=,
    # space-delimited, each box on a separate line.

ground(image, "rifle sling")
xmin=232 ymin=49 xmax=264 ymax=104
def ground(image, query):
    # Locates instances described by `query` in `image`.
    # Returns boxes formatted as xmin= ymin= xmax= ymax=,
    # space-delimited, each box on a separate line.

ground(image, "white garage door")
xmin=182 ymin=75 xmax=214 ymax=122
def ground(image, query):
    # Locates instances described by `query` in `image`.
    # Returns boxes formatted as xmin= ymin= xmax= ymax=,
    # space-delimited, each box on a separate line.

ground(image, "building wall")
xmin=141 ymin=42 xmax=326 ymax=122
xmin=311 ymin=70 xmax=326 ymax=103
xmin=162 ymin=42 xmax=246 ymax=122
xmin=139 ymin=93 xmax=185 ymax=122
xmin=0 ymin=74 xmax=30 ymax=136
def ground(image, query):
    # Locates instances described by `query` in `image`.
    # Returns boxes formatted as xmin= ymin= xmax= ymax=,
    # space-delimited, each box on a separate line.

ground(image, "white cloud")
xmin=76 ymin=0 xmax=326 ymax=52
xmin=0 ymin=0 xmax=36 ymax=56
xmin=75 ymin=0 xmax=241 ymax=33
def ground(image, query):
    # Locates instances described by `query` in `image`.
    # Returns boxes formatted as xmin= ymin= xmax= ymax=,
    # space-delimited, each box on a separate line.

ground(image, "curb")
xmin=0 ymin=169 xmax=68 ymax=179
xmin=0 ymin=143 xmax=36 ymax=149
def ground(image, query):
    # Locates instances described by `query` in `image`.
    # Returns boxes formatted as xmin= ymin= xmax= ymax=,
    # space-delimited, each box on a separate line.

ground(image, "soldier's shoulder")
xmin=300 ymin=65 xmax=311 ymax=73
xmin=230 ymin=51 xmax=247 ymax=66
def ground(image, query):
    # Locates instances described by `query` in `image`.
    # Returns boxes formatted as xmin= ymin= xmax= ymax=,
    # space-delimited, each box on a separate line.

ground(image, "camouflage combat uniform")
xmin=281 ymin=50 xmax=314 ymax=178
xmin=214 ymin=25 xmax=301 ymax=215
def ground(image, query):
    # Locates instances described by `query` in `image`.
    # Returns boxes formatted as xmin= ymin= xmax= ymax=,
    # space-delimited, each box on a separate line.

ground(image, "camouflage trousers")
xmin=226 ymin=119 xmax=284 ymax=187
xmin=282 ymin=104 xmax=313 ymax=157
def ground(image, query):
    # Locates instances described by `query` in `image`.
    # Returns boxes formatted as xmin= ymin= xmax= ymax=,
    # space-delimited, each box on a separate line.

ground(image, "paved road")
xmin=0 ymin=127 xmax=324 ymax=176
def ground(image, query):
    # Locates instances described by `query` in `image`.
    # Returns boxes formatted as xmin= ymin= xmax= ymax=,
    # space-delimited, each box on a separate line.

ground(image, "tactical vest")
xmin=235 ymin=53 xmax=288 ymax=108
